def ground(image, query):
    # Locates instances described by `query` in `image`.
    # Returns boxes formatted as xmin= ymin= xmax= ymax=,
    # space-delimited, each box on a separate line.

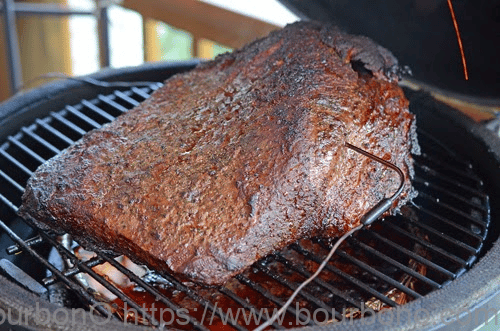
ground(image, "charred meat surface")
xmin=19 ymin=22 xmax=419 ymax=286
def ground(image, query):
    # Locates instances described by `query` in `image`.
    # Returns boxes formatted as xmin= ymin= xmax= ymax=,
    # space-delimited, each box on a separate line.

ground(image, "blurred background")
xmin=1 ymin=0 xmax=499 ymax=105
xmin=0 ymin=0 xmax=299 ymax=102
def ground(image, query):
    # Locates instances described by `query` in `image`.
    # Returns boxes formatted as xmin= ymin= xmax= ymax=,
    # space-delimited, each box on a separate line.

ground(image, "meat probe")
xmin=254 ymin=142 xmax=405 ymax=331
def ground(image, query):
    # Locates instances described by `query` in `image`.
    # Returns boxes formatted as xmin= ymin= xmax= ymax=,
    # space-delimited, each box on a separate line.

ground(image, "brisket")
xmin=19 ymin=21 xmax=419 ymax=286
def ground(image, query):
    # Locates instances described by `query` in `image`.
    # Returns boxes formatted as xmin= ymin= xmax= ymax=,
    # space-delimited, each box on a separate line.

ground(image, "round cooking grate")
xmin=0 ymin=79 xmax=493 ymax=330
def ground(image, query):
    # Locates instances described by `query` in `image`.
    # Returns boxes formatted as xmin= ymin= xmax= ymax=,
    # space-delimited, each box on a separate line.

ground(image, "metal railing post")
xmin=0 ymin=0 xmax=108 ymax=97
xmin=97 ymin=4 xmax=110 ymax=68
xmin=2 ymin=0 xmax=23 ymax=95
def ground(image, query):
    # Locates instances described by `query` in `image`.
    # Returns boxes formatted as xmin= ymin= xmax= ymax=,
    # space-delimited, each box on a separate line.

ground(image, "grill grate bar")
xmin=0 ymin=216 xmax=116 ymax=320
xmin=42 ymin=256 xmax=104 ymax=286
xmin=418 ymin=191 xmax=488 ymax=227
xmin=413 ymin=177 xmax=487 ymax=212
xmin=257 ymin=262 xmax=341 ymax=320
xmin=6 ymin=235 xmax=43 ymax=255
xmin=7 ymin=136 xmax=47 ymax=165
xmin=405 ymin=214 xmax=479 ymax=255
xmin=415 ymin=164 xmax=486 ymax=198
xmin=81 ymin=99 xmax=117 ymax=121
xmin=414 ymin=204 xmax=484 ymax=241
xmin=0 ymin=149 xmax=33 ymax=176
xmin=218 ymin=287 xmax=285 ymax=330
xmin=415 ymin=129 xmax=468 ymax=166
xmin=65 ymin=105 xmax=102 ymax=129
xmin=21 ymin=127 xmax=61 ymax=154
xmin=368 ymin=232 xmax=456 ymax=279
xmin=274 ymin=253 xmax=364 ymax=310
xmin=35 ymin=119 xmax=74 ymax=146
xmin=416 ymin=152 xmax=482 ymax=183
xmin=98 ymin=95 xmax=129 ymax=113
xmin=22 ymin=219 xmax=162 ymax=327
xmin=333 ymin=248 xmax=423 ymax=300
xmin=114 ymin=90 xmax=141 ymax=107
xmin=96 ymin=252 xmax=211 ymax=331
xmin=82 ymin=100 xmax=115 ymax=122
xmin=235 ymin=275 xmax=315 ymax=326
xmin=151 ymin=82 xmax=163 ymax=90
xmin=0 ymin=168 xmax=25 ymax=192
xmin=131 ymin=87 xmax=154 ymax=100
xmin=0 ymin=193 xmax=18 ymax=212
xmin=153 ymin=271 xmax=248 ymax=331
xmin=348 ymin=236 xmax=442 ymax=289
xmin=383 ymin=221 xmax=469 ymax=267
xmin=291 ymin=244 xmax=397 ymax=308
xmin=50 ymin=111 xmax=87 ymax=136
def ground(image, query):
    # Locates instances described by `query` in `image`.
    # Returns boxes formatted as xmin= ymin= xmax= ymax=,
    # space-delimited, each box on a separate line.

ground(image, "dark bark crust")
xmin=19 ymin=22 xmax=418 ymax=285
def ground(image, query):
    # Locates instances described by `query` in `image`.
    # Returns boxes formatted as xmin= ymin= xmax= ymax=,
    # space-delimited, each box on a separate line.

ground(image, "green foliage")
xmin=158 ymin=23 xmax=193 ymax=60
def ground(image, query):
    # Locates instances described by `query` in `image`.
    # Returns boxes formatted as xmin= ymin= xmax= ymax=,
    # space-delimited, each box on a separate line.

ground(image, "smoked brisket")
xmin=19 ymin=22 xmax=419 ymax=286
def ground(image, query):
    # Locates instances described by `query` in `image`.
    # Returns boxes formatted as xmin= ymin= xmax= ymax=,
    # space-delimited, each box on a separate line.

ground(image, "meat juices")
xmin=19 ymin=22 xmax=419 ymax=286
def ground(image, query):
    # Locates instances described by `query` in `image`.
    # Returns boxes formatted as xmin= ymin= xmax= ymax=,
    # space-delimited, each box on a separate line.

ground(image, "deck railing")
xmin=0 ymin=0 xmax=278 ymax=101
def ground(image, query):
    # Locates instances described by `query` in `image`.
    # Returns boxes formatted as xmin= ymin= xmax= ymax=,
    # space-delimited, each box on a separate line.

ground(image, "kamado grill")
xmin=1 ymin=1 xmax=500 ymax=330
xmin=0 ymin=60 xmax=499 ymax=330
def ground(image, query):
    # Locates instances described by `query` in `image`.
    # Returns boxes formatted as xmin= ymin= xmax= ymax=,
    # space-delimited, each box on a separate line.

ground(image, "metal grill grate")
xmin=0 ymin=83 xmax=492 ymax=329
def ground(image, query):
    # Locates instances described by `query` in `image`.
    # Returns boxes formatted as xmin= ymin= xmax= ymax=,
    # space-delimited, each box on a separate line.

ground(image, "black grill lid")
xmin=278 ymin=0 xmax=500 ymax=99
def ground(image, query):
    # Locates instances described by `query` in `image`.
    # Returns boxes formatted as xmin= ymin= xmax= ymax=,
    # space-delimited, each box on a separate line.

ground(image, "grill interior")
xmin=0 ymin=82 xmax=493 ymax=329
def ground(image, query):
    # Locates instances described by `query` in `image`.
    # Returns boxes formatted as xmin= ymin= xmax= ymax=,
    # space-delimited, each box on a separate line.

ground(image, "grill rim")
xmin=0 ymin=60 xmax=200 ymax=139
xmin=0 ymin=62 xmax=499 ymax=331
